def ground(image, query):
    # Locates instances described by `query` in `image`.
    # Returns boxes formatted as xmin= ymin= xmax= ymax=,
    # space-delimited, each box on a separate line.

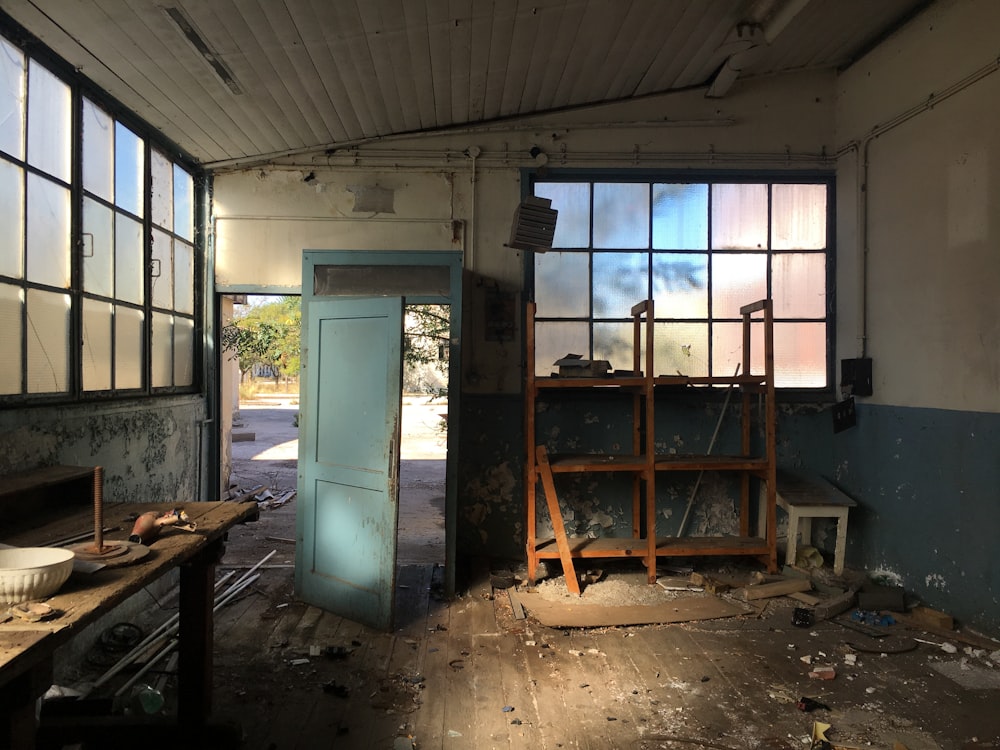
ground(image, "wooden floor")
xmin=202 ymin=560 xmax=1000 ymax=750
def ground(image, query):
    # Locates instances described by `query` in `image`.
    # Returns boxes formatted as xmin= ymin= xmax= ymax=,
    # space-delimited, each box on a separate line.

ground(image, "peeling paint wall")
xmin=0 ymin=396 xmax=207 ymax=506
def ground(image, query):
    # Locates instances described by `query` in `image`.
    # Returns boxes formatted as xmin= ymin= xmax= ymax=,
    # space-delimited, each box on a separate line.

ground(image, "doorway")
xmin=296 ymin=251 xmax=462 ymax=630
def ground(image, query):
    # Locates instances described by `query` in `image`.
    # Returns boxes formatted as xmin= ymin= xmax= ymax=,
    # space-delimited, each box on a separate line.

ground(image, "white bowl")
xmin=0 ymin=547 xmax=75 ymax=606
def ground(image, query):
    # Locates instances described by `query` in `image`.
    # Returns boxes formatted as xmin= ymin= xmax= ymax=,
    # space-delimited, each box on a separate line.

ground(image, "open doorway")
xmin=221 ymin=296 xmax=449 ymax=573
xmin=397 ymin=304 xmax=449 ymax=567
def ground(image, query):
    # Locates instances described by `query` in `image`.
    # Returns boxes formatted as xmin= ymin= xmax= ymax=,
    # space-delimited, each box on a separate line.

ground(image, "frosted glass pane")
xmin=82 ymin=298 xmax=112 ymax=391
xmin=82 ymin=98 xmax=113 ymax=201
xmin=773 ymin=253 xmax=826 ymax=318
xmin=711 ymin=253 xmax=766 ymax=318
xmin=152 ymin=312 xmax=172 ymax=387
xmin=712 ymin=322 xmax=764 ymax=379
xmin=593 ymin=183 xmax=648 ymax=249
xmin=774 ymin=322 xmax=827 ymax=388
xmin=0 ymin=37 xmax=25 ymax=159
xmin=26 ymin=288 xmax=69 ymax=393
xmin=772 ymin=184 xmax=827 ymax=249
xmin=174 ymin=241 xmax=194 ymax=314
xmin=115 ymin=123 xmax=144 ymax=217
xmin=174 ymin=164 xmax=194 ymax=241
xmin=593 ymin=322 xmax=634 ymax=372
xmin=115 ymin=214 xmax=144 ymax=304
xmin=593 ymin=252 xmax=647 ymax=318
xmin=151 ymin=149 xmax=172 ymax=229
xmin=653 ymin=184 xmax=707 ymax=249
xmin=115 ymin=306 xmax=143 ymax=389
xmin=174 ymin=316 xmax=194 ymax=386
xmin=0 ymin=284 xmax=21 ymax=394
xmin=26 ymin=61 xmax=70 ymax=181
xmin=534 ymin=251 xmax=589 ymax=317
xmin=654 ymin=322 xmax=708 ymax=378
xmin=25 ymin=175 xmax=70 ymax=287
xmin=652 ymin=253 xmax=707 ymax=318
xmin=0 ymin=160 xmax=23 ymax=278
xmin=151 ymin=228 xmax=173 ymax=309
xmin=535 ymin=182 xmax=589 ymax=248
xmin=82 ymin=198 xmax=113 ymax=297
xmin=711 ymin=184 xmax=767 ymax=249
xmin=534 ymin=321 xmax=588 ymax=377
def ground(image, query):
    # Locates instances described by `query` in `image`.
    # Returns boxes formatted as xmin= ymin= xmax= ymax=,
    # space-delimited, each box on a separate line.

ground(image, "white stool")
xmin=762 ymin=470 xmax=857 ymax=575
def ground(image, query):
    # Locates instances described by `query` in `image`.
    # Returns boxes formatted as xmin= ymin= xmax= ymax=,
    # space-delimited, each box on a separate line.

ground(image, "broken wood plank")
xmin=788 ymin=591 xmax=823 ymax=607
xmin=737 ymin=578 xmax=812 ymax=601
xmin=813 ymin=590 xmax=857 ymax=621
xmin=689 ymin=572 xmax=731 ymax=595
xmin=907 ymin=605 xmax=953 ymax=631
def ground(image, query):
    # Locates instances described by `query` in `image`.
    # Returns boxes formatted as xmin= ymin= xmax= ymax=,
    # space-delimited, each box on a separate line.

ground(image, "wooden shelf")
xmin=525 ymin=298 xmax=778 ymax=594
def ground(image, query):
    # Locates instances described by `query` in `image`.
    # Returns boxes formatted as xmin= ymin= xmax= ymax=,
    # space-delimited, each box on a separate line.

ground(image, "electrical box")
xmin=840 ymin=358 xmax=873 ymax=397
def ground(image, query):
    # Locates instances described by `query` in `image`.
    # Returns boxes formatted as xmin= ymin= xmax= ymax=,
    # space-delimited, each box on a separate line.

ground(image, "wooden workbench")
xmin=0 ymin=499 xmax=259 ymax=749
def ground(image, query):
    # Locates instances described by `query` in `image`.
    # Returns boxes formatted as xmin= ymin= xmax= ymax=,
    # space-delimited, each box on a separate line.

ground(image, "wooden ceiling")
xmin=1 ymin=0 xmax=931 ymax=168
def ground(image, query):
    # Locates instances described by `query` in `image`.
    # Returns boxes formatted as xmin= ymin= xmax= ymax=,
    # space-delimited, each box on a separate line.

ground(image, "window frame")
xmin=525 ymin=169 xmax=836 ymax=398
xmin=0 ymin=21 xmax=204 ymax=406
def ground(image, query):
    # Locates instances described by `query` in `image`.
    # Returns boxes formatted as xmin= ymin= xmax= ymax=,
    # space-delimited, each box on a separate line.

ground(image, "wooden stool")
xmin=760 ymin=470 xmax=857 ymax=575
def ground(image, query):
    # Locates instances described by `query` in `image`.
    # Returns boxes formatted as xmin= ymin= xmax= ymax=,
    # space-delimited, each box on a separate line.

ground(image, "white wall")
xmin=213 ymin=69 xmax=836 ymax=395
xmin=835 ymin=0 xmax=1000 ymax=413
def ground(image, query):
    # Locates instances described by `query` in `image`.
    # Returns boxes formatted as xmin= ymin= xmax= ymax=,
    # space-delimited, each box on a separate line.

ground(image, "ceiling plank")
xmin=425 ymin=0 xmax=453 ymax=127
xmin=401 ymin=1 xmax=437 ymax=129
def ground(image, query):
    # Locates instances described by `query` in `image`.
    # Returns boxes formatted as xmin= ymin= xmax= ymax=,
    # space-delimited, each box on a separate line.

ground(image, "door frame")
xmin=302 ymin=250 xmax=462 ymax=598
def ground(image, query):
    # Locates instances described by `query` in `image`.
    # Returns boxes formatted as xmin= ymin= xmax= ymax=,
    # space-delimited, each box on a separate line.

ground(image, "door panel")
xmin=295 ymin=296 xmax=403 ymax=630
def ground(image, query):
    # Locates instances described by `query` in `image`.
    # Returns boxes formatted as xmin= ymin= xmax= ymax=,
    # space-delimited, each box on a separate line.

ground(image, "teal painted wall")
xmin=458 ymin=394 xmax=1000 ymax=636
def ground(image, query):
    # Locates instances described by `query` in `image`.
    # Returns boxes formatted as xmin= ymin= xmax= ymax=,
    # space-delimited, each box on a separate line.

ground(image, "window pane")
xmin=534 ymin=251 xmax=589 ymax=318
xmin=174 ymin=316 xmax=194 ymax=386
xmin=82 ymin=298 xmax=112 ymax=391
xmin=774 ymin=322 xmax=826 ymax=387
xmin=534 ymin=321 xmax=588 ymax=377
xmin=535 ymin=182 xmax=590 ymax=248
xmin=0 ymin=283 xmax=21 ymax=394
xmin=711 ymin=253 xmax=766 ymax=318
xmin=654 ymin=322 xmax=708 ymax=378
xmin=82 ymin=98 xmax=113 ymax=201
xmin=82 ymin=197 xmax=113 ymax=297
xmin=174 ymin=164 xmax=194 ymax=240
xmin=712 ymin=321 xmax=764 ymax=379
xmin=115 ymin=306 xmax=143 ymax=389
xmin=151 ymin=228 xmax=173 ymax=309
xmin=593 ymin=322 xmax=635 ymax=372
xmin=0 ymin=37 xmax=26 ymax=159
xmin=26 ymin=288 xmax=69 ymax=393
xmin=152 ymin=312 xmax=172 ymax=386
xmin=25 ymin=174 xmax=70 ymax=287
xmin=594 ymin=183 xmax=648 ymax=249
xmin=593 ymin=252 xmax=647 ymax=318
xmin=151 ymin=149 xmax=172 ymax=229
xmin=772 ymin=184 xmax=826 ymax=249
xmin=115 ymin=122 xmax=144 ymax=217
xmin=174 ymin=240 xmax=194 ymax=314
xmin=0 ymin=160 xmax=23 ymax=278
xmin=115 ymin=214 xmax=144 ymax=304
xmin=652 ymin=253 xmax=707 ymax=318
xmin=653 ymin=184 xmax=707 ymax=249
xmin=711 ymin=184 xmax=767 ymax=249
xmin=773 ymin=253 xmax=826 ymax=319
xmin=26 ymin=61 xmax=71 ymax=181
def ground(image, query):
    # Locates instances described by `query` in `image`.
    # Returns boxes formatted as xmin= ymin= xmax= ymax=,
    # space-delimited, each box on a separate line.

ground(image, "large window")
xmin=0 ymin=32 xmax=199 ymax=400
xmin=531 ymin=177 xmax=831 ymax=389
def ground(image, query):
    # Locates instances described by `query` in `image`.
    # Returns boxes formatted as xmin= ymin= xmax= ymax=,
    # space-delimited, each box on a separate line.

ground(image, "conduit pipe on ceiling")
xmin=836 ymin=55 xmax=1000 ymax=359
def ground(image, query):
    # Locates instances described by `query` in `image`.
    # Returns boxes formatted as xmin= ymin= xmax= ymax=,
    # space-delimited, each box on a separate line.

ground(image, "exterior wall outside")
xmin=0 ymin=396 xmax=207 ymax=506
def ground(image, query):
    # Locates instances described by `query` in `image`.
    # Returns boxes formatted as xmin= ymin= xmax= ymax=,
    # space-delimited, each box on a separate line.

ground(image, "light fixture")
xmin=163 ymin=6 xmax=244 ymax=95
xmin=507 ymin=196 xmax=557 ymax=252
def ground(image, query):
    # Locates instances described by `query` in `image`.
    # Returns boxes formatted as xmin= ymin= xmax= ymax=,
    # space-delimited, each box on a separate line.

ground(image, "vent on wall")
xmin=507 ymin=196 xmax=558 ymax=251
xmin=163 ymin=6 xmax=244 ymax=95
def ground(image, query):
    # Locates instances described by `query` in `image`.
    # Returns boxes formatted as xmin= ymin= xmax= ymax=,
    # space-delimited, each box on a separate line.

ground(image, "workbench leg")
xmin=0 ymin=657 xmax=52 ymax=750
xmin=178 ymin=540 xmax=223 ymax=725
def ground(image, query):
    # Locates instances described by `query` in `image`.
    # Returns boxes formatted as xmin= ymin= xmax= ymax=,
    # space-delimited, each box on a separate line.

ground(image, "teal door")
xmin=295 ymin=296 xmax=403 ymax=630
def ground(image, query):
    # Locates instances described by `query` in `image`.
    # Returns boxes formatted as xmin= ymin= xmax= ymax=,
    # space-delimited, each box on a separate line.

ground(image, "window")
xmin=0 ymin=31 xmax=200 ymax=400
xmin=531 ymin=177 xmax=832 ymax=389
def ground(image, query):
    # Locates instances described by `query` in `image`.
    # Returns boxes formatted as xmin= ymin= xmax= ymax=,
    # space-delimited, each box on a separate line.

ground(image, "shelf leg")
xmin=535 ymin=446 xmax=581 ymax=596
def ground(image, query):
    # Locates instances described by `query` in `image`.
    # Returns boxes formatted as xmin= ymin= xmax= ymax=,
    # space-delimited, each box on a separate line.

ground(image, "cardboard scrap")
xmin=520 ymin=595 xmax=749 ymax=628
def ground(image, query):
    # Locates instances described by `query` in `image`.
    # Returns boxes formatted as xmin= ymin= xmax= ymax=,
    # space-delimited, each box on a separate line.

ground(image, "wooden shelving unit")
xmin=525 ymin=299 xmax=777 ymax=594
